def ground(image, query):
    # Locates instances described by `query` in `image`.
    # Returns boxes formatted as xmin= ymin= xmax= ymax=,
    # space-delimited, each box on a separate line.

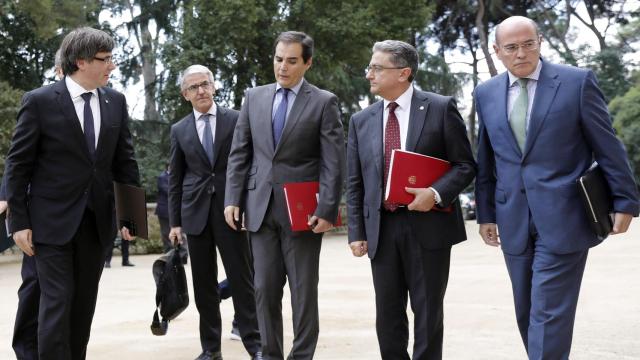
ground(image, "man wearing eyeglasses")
xmin=4 ymin=27 xmax=140 ymax=359
xmin=169 ymin=65 xmax=262 ymax=360
xmin=475 ymin=16 xmax=639 ymax=359
xmin=347 ymin=40 xmax=476 ymax=359
xmin=225 ymin=31 xmax=344 ymax=359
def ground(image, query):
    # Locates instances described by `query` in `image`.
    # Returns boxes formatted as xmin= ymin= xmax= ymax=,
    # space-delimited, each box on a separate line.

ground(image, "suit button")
xmin=520 ymin=189 xmax=525 ymax=193
xmin=211 ymin=173 xmax=215 ymax=177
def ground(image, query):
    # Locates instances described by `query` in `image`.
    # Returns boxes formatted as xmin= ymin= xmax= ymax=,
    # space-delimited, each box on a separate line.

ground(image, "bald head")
xmin=495 ymin=16 xmax=539 ymax=46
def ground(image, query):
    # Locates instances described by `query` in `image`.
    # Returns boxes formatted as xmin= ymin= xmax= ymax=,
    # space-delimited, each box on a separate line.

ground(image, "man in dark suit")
xmin=225 ymin=31 xmax=345 ymax=359
xmin=475 ymin=16 xmax=639 ymax=359
xmin=4 ymin=27 xmax=140 ymax=360
xmin=347 ymin=40 xmax=476 ymax=359
xmin=168 ymin=64 xmax=261 ymax=360
xmin=155 ymin=164 xmax=172 ymax=252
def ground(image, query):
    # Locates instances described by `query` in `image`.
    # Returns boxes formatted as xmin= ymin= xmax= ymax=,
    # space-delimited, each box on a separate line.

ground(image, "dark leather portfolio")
xmin=577 ymin=164 xmax=613 ymax=239
xmin=114 ymin=182 xmax=149 ymax=239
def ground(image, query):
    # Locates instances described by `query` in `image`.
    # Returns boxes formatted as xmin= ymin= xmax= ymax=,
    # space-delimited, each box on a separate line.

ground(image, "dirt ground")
xmin=1 ymin=221 xmax=639 ymax=359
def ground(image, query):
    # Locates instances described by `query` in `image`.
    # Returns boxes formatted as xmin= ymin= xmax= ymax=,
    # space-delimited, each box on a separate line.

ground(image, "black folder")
xmin=577 ymin=164 xmax=613 ymax=239
xmin=114 ymin=182 xmax=149 ymax=239
xmin=1 ymin=210 xmax=14 ymax=252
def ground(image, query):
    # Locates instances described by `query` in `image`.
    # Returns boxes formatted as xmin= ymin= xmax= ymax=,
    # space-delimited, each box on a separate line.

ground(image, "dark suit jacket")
xmin=4 ymin=79 xmax=140 ymax=246
xmin=225 ymin=80 xmax=345 ymax=232
xmin=169 ymin=106 xmax=239 ymax=235
xmin=347 ymin=88 xmax=476 ymax=259
xmin=155 ymin=170 xmax=169 ymax=218
xmin=475 ymin=60 xmax=639 ymax=255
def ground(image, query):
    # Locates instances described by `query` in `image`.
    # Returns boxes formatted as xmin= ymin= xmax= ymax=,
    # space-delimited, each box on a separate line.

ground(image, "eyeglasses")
xmin=365 ymin=64 xmax=406 ymax=74
xmin=501 ymin=40 xmax=540 ymax=55
xmin=185 ymin=81 xmax=213 ymax=93
xmin=93 ymin=56 xmax=115 ymax=65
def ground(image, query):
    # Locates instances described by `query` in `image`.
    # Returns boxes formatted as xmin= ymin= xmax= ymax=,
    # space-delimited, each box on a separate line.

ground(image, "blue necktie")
xmin=272 ymin=88 xmax=290 ymax=148
xmin=81 ymin=92 xmax=96 ymax=159
xmin=201 ymin=114 xmax=214 ymax=166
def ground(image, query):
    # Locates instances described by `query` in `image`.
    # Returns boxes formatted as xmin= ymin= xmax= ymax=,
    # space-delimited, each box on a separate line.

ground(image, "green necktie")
xmin=510 ymin=78 xmax=528 ymax=151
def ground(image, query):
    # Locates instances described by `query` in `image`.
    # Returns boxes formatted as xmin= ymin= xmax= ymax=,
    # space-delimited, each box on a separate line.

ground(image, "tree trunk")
xmin=140 ymin=19 xmax=159 ymax=122
xmin=476 ymin=0 xmax=498 ymax=77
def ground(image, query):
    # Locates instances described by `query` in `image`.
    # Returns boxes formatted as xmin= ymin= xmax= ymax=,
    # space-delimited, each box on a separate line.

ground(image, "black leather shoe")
xmin=194 ymin=350 xmax=223 ymax=360
xmin=252 ymin=351 xmax=263 ymax=360
xmin=122 ymin=261 xmax=135 ymax=267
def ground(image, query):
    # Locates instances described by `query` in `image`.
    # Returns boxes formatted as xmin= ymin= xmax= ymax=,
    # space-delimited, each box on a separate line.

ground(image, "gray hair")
xmin=179 ymin=64 xmax=215 ymax=91
xmin=494 ymin=16 xmax=540 ymax=45
xmin=372 ymin=40 xmax=419 ymax=82
xmin=59 ymin=27 xmax=115 ymax=75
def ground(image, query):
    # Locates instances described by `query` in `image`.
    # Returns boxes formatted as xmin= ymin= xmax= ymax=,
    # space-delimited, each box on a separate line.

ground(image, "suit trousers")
xmin=186 ymin=194 xmax=260 ymax=356
xmin=250 ymin=189 xmax=323 ymax=360
xmin=33 ymin=209 xmax=108 ymax=360
xmin=12 ymin=254 xmax=40 ymax=360
xmin=372 ymin=208 xmax=451 ymax=360
xmin=503 ymin=224 xmax=588 ymax=360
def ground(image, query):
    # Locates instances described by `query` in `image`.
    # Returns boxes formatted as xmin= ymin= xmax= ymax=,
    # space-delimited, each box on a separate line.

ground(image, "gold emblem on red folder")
xmin=408 ymin=175 xmax=417 ymax=185
xmin=296 ymin=202 xmax=304 ymax=211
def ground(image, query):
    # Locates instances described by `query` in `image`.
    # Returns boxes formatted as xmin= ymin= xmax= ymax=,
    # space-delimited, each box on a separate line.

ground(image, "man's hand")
xmin=479 ymin=223 xmax=500 ymax=247
xmin=169 ymin=227 xmax=183 ymax=246
xmin=308 ymin=216 xmax=332 ymax=233
xmin=349 ymin=240 xmax=368 ymax=257
xmin=611 ymin=212 xmax=633 ymax=234
xmin=14 ymin=229 xmax=34 ymax=256
xmin=120 ymin=226 xmax=135 ymax=241
xmin=406 ymin=187 xmax=436 ymax=212
xmin=0 ymin=200 xmax=7 ymax=214
xmin=224 ymin=206 xmax=241 ymax=230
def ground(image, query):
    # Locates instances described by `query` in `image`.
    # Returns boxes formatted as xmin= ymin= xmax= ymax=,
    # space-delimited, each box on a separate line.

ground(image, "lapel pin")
xmin=105 ymin=99 xmax=109 ymax=104
xmin=419 ymin=106 xmax=424 ymax=110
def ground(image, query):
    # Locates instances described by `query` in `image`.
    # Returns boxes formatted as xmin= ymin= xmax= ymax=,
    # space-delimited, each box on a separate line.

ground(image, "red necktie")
xmin=383 ymin=102 xmax=400 ymax=211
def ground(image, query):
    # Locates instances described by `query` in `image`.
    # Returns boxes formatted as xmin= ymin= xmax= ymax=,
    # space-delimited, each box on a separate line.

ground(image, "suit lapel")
xmin=494 ymin=73 xmax=523 ymax=157
xmin=275 ymin=80 xmax=311 ymax=155
xmin=405 ymin=89 xmax=430 ymax=152
xmin=212 ymin=106 xmax=231 ymax=167
xmin=522 ymin=61 xmax=560 ymax=159
xmin=55 ymin=79 xmax=92 ymax=161
xmin=258 ymin=84 xmax=277 ymax=155
xmin=95 ymin=87 xmax=111 ymax=159
xmin=368 ymin=101 xmax=384 ymax=179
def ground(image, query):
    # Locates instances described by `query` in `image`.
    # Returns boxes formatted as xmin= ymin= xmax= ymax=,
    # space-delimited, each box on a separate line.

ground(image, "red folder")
xmin=283 ymin=181 xmax=342 ymax=232
xmin=385 ymin=149 xmax=451 ymax=208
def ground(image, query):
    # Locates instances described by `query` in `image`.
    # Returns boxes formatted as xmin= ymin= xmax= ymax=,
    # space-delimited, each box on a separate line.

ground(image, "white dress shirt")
xmin=507 ymin=60 xmax=542 ymax=131
xmin=193 ymin=103 xmax=217 ymax=145
xmin=66 ymin=76 xmax=101 ymax=148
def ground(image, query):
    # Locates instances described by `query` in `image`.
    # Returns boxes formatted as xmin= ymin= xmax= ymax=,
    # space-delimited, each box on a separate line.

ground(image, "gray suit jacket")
xmin=347 ymin=89 xmax=476 ymax=259
xmin=169 ymin=106 xmax=239 ymax=235
xmin=225 ymin=80 xmax=345 ymax=232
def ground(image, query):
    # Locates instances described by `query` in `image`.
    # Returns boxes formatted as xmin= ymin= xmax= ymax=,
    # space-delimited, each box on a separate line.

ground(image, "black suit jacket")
xmin=347 ymin=89 xmax=476 ymax=259
xmin=169 ymin=106 xmax=239 ymax=235
xmin=5 ymin=79 xmax=140 ymax=246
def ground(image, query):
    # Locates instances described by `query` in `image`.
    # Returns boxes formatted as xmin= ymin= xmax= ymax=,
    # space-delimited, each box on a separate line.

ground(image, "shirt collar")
xmin=65 ymin=76 xmax=98 ymax=99
xmin=507 ymin=59 xmax=543 ymax=87
xmin=276 ymin=78 xmax=304 ymax=96
xmin=193 ymin=103 xmax=217 ymax=121
xmin=383 ymin=85 xmax=413 ymax=111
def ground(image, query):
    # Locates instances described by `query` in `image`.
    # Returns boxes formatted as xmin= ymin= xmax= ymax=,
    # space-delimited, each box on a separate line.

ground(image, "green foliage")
xmin=415 ymin=53 xmax=468 ymax=98
xmin=586 ymin=49 xmax=630 ymax=102
xmin=128 ymin=120 xmax=171 ymax=201
xmin=0 ymin=81 xmax=24 ymax=175
xmin=610 ymin=81 xmax=640 ymax=183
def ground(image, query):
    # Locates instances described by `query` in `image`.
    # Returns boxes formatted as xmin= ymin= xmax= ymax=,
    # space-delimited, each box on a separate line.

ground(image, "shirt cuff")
xmin=428 ymin=187 xmax=442 ymax=204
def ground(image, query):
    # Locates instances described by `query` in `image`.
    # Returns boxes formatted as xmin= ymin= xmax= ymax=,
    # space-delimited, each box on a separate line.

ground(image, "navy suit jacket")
xmin=347 ymin=88 xmax=476 ymax=259
xmin=155 ymin=170 xmax=169 ymax=218
xmin=4 ymin=79 xmax=140 ymax=246
xmin=169 ymin=106 xmax=239 ymax=235
xmin=475 ymin=60 xmax=639 ymax=255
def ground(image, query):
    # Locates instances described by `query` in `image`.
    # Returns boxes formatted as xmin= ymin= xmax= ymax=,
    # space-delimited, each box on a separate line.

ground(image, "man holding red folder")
xmin=224 ymin=31 xmax=344 ymax=359
xmin=346 ymin=40 xmax=476 ymax=359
